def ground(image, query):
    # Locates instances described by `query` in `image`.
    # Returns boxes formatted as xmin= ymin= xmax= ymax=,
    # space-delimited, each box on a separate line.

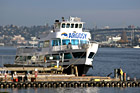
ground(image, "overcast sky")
xmin=0 ymin=0 xmax=140 ymax=28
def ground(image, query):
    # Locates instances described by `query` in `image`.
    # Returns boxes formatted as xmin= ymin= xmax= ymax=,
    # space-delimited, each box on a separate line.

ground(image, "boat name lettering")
xmin=69 ymin=33 xmax=87 ymax=39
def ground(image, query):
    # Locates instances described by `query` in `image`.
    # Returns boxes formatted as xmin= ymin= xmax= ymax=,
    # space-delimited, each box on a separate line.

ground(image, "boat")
xmin=133 ymin=45 xmax=140 ymax=48
xmin=4 ymin=17 xmax=98 ymax=76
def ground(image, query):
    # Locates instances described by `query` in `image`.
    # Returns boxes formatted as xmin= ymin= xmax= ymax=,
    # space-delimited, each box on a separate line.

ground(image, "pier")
xmin=0 ymin=66 xmax=140 ymax=88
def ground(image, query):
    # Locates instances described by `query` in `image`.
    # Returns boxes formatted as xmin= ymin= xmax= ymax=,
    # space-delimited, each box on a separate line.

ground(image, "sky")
xmin=0 ymin=0 xmax=140 ymax=28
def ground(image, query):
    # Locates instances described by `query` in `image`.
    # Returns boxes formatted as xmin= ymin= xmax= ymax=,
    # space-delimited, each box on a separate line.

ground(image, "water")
xmin=88 ymin=48 xmax=140 ymax=79
xmin=0 ymin=47 xmax=140 ymax=93
xmin=0 ymin=87 xmax=140 ymax=93
xmin=0 ymin=47 xmax=16 ymax=67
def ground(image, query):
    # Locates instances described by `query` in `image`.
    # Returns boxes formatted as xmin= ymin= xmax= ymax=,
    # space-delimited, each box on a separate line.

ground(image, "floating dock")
xmin=0 ymin=67 xmax=140 ymax=88
xmin=0 ymin=81 xmax=140 ymax=88
xmin=0 ymin=74 xmax=140 ymax=88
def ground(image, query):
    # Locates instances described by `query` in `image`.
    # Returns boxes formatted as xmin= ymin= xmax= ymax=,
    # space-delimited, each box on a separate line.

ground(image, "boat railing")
xmin=52 ymin=44 xmax=89 ymax=51
xmin=90 ymin=41 xmax=98 ymax=44
xmin=15 ymin=60 xmax=44 ymax=65
xmin=16 ymin=47 xmax=38 ymax=54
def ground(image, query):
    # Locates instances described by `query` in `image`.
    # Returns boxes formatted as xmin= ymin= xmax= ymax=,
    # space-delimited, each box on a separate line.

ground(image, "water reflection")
xmin=56 ymin=87 xmax=99 ymax=93
xmin=84 ymin=87 xmax=99 ymax=93
xmin=0 ymin=87 xmax=140 ymax=93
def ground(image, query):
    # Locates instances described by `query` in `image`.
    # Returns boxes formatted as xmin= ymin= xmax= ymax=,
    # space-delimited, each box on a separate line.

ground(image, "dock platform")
xmin=0 ymin=67 xmax=140 ymax=88
xmin=0 ymin=75 xmax=140 ymax=88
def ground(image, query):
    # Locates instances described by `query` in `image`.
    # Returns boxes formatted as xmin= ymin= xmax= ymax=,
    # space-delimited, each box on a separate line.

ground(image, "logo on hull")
xmin=61 ymin=32 xmax=68 ymax=39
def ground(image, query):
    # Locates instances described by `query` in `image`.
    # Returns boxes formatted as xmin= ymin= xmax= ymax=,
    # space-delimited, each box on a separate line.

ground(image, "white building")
xmin=12 ymin=35 xmax=26 ymax=44
xmin=108 ymin=36 xmax=121 ymax=43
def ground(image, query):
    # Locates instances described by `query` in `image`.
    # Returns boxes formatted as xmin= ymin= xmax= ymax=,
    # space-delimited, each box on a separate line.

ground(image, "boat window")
xmin=75 ymin=24 xmax=78 ymax=28
xmin=45 ymin=54 xmax=56 ymax=60
xmin=71 ymin=39 xmax=79 ymax=45
xmin=79 ymin=24 xmax=82 ymax=28
xmin=45 ymin=54 xmax=51 ymax=60
xmin=39 ymin=55 xmax=44 ymax=61
xmin=80 ymin=40 xmax=88 ymax=44
xmin=27 ymin=56 xmax=31 ymax=60
xmin=72 ymin=52 xmax=86 ymax=58
xmin=15 ymin=56 xmax=20 ymax=61
xmin=66 ymin=23 xmax=70 ymax=28
xmin=15 ymin=56 xmax=18 ymax=60
xmin=52 ymin=39 xmax=61 ymax=46
xmin=38 ymin=41 xmax=44 ymax=48
xmin=62 ymin=39 xmax=70 ymax=45
xmin=62 ymin=23 xmax=65 ymax=28
xmin=88 ymin=52 xmax=94 ymax=58
xmin=55 ymin=23 xmax=60 ymax=29
xmin=64 ymin=53 xmax=72 ymax=59
xmin=44 ymin=40 xmax=50 ymax=48
xmin=71 ymin=24 xmax=74 ymax=28
xmin=52 ymin=54 xmax=60 ymax=60
xmin=18 ymin=56 xmax=26 ymax=61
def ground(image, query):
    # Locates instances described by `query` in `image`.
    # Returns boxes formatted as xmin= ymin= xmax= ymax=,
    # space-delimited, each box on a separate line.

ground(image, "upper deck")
xmin=39 ymin=16 xmax=91 ymax=40
xmin=36 ymin=17 xmax=92 ymax=52
xmin=53 ymin=16 xmax=84 ymax=32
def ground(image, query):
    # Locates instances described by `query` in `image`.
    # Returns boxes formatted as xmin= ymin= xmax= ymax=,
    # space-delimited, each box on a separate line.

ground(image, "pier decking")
xmin=0 ymin=67 xmax=63 ymax=72
xmin=0 ymin=74 xmax=140 ymax=88
xmin=0 ymin=67 xmax=140 ymax=88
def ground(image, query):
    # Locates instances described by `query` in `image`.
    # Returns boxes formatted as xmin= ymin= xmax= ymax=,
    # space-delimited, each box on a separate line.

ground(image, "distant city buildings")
xmin=12 ymin=35 xmax=26 ymax=44
xmin=0 ymin=24 xmax=140 ymax=48
xmin=90 ymin=25 xmax=140 ymax=47
xmin=0 ymin=24 xmax=51 ymax=46
xmin=108 ymin=36 xmax=121 ymax=43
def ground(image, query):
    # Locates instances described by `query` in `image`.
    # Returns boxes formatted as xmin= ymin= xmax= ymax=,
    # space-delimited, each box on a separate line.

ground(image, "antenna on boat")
xmin=31 ymin=37 xmax=37 ymax=47
xmin=62 ymin=17 xmax=65 ymax=21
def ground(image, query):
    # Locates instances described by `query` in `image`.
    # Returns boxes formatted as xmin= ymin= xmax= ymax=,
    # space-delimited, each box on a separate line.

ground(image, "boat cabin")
xmin=38 ymin=17 xmax=91 ymax=51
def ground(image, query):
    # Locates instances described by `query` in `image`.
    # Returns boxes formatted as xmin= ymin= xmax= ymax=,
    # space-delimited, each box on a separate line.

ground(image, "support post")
xmin=75 ymin=66 xmax=78 ymax=76
xmin=114 ymin=69 xmax=118 ymax=78
xmin=123 ymin=72 xmax=126 ymax=81
xmin=71 ymin=65 xmax=74 ymax=74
